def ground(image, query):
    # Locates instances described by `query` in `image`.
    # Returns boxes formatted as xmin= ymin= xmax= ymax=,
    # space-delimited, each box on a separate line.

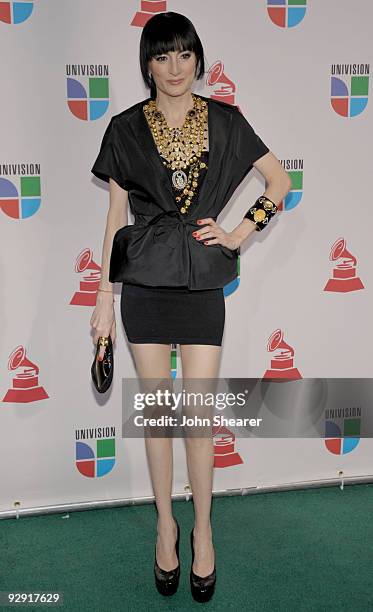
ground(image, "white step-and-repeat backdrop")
xmin=1 ymin=1 xmax=372 ymax=516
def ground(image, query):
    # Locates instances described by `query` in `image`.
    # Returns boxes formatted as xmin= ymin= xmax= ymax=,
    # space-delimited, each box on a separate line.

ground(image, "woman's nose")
xmin=169 ymin=61 xmax=181 ymax=75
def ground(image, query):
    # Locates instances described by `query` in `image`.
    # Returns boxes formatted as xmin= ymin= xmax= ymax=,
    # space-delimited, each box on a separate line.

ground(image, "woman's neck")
xmin=154 ymin=91 xmax=195 ymax=128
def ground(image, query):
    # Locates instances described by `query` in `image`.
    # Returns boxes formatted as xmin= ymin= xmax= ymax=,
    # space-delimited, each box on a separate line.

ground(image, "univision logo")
xmin=280 ymin=160 xmax=303 ymax=211
xmin=324 ymin=410 xmax=361 ymax=455
xmin=0 ymin=1 xmax=34 ymax=24
xmin=66 ymin=64 xmax=109 ymax=121
xmin=75 ymin=427 xmax=116 ymax=477
xmin=331 ymin=64 xmax=369 ymax=117
xmin=0 ymin=166 xmax=41 ymax=219
xmin=267 ymin=0 xmax=307 ymax=28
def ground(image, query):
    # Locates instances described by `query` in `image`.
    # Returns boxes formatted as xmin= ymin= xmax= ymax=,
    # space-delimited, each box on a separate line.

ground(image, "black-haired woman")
xmin=91 ymin=11 xmax=291 ymax=603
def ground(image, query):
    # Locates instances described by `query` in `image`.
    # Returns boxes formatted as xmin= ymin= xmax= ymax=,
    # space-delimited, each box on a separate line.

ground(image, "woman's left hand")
xmin=192 ymin=218 xmax=241 ymax=251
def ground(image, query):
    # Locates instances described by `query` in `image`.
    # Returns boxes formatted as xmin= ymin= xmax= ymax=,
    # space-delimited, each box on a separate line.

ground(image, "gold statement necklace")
xmin=143 ymin=93 xmax=208 ymax=214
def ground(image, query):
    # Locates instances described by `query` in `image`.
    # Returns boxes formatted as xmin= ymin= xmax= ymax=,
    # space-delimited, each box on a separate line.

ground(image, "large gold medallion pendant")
xmin=172 ymin=169 xmax=188 ymax=190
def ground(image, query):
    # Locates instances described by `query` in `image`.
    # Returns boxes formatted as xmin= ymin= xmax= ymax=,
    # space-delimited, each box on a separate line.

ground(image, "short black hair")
xmin=139 ymin=12 xmax=205 ymax=99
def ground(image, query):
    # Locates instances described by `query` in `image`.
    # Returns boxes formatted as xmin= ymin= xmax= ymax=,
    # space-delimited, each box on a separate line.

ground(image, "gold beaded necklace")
xmin=143 ymin=93 xmax=208 ymax=214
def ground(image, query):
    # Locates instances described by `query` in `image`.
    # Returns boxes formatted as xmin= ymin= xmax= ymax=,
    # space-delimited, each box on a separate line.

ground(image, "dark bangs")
xmin=139 ymin=12 xmax=205 ymax=98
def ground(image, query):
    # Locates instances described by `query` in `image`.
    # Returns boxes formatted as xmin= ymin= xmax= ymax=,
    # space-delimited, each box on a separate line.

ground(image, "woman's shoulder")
xmin=110 ymin=97 xmax=151 ymax=127
xmin=198 ymin=94 xmax=239 ymax=118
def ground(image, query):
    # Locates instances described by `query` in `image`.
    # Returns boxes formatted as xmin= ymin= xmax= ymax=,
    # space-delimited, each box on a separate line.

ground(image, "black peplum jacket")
xmin=91 ymin=94 xmax=269 ymax=290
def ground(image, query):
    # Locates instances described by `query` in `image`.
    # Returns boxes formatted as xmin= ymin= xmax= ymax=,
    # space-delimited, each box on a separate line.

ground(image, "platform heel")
xmin=154 ymin=518 xmax=180 ymax=596
xmin=190 ymin=528 xmax=216 ymax=603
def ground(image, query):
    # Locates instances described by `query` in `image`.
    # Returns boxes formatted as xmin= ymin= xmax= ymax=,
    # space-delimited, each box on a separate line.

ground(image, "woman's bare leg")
xmin=129 ymin=342 xmax=177 ymax=571
xmin=180 ymin=344 xmax=222 ymax=577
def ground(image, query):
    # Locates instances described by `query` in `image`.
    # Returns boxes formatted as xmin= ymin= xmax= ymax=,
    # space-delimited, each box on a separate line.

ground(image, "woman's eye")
xmin=155 ymin=53 xmax=191 ymax=61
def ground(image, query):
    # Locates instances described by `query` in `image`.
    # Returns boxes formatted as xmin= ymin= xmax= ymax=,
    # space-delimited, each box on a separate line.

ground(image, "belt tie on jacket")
xmin=136 ymin=210 xmax=216 ymax=250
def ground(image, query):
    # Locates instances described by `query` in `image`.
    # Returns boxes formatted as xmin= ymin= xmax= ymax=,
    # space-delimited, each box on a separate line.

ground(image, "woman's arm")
xmin=231 ymin=151 xmax=292 ymax=242
xmin=90 ymin=178 xmax=128 ymax=355
xmin=194 ymin=151 xmax=291 ymax=250
xmin=98 ymin=178 xmax=129 ymax=292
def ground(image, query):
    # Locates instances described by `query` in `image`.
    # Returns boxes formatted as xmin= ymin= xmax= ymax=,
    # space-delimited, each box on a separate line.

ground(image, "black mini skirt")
xmin=120 ymin=282 xmax=225 ymax=346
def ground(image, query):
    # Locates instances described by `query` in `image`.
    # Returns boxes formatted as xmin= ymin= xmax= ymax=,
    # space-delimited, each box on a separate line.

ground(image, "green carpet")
xmin=1 ymin=484 xmax=372 ymax=611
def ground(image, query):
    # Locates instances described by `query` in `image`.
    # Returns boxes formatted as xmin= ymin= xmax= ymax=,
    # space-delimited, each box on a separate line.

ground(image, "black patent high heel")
xmin=190 ymin=528 xmax=216 ymax=603
xmin=154 ymin=518 xmax=180 ymax=596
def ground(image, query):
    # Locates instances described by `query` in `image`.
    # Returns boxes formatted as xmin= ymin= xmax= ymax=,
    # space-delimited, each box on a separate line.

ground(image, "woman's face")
xmin=148 ymin=49 xmax=197 ymax=98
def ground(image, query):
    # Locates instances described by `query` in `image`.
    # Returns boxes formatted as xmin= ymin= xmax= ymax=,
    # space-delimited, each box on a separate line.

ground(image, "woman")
xmin=90 ymin=11 xmax=291 ymax=603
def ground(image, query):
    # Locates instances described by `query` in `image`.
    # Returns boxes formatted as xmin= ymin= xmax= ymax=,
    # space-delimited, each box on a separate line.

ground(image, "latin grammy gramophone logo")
xmin=0 ymin=1 xmax=34 ymax=24
xmin=264 ymin=329 xmax=302 ymax=380
xmin=206 ymin=60 xmax=240 ymax=110
xmin=212 ymin=425 xmax=243 ymax=469
xmin=0 ymin=172 xmax=41 ymax=219
xmin=267 ymin=0 xmax=307 ymax=29
xmin=324 ymin=238 xmax=364 ymax=293
xmin=66 ymin=64 xmax=109 ymax=121
xmin=131 ymin=0 xmax=167 ymax=27
xmin=2 ymin=345 xmax=49 ymax=403
xmin=331 ymin=64 xmax=369 ymax=117
xmin=70 ymin=247 xmax=102 ymax=307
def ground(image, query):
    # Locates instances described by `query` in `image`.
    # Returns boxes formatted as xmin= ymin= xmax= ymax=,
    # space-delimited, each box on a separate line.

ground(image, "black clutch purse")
xmin=91 ymin=335 xmax=114 ymax=393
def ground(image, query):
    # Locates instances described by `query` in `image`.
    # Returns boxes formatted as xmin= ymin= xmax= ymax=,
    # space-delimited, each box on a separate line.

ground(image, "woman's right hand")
xmin=90 ymin=292 xmax=116 ymax=361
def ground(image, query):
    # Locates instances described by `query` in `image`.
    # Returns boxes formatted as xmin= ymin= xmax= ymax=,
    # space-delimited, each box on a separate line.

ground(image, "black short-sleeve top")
xmin=91 ymin=117 xmax=129 ymax=190
xmin=91 ymin=95 xmax=270 ymax=289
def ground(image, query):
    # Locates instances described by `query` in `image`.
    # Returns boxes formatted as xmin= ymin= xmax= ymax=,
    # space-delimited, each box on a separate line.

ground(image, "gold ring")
xmin=98 ymin=336 xmax=109 ymax=346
